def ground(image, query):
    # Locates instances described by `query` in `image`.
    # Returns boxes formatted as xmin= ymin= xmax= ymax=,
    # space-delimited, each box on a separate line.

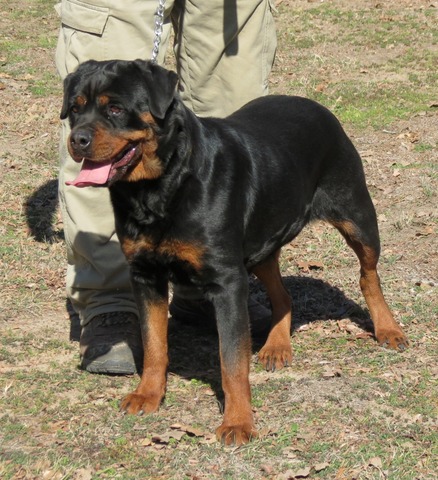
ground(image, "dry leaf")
xmin=314 ymin=462 xmax=329 ymax=472
xmin=199 ymin=433 xmax=216 ymax=445
xmin=282 ymin=446 xmax=298 ymax=459
xmin=277 ymin=468 xmax=310 ymax=480
xmin=42 ymin=471 xmax=63 ymax=480
xmin=73 ymin=468 xmax=94 ymax=480
xmin=415 ymin=226 xmax=434 ymax=237
xmin=368 ymin=457 xmax=383 ymax=468
xmin=315 ymin=82 xmax=328 ymax=92
xmin=259 ymin=426 xmax=278 ymax=437
xmin=296 ymin=324 xmax=309 ymax=332
xmin=151 ymin=430 xmax=186 ymax=444
xmin=397 ymin=130 xmax=420 ymax=143
xmin=261 ymin=463 xmax=274 ymax=474
xmin=293 ymin=467 xmax=311 ymax=478
xmin=153 ymin=443 xmax=166 ymax=450
xmin=323 ymin=367 xmax=342 ymax=378
xmin=355 ymin=332 xmax=373 ymax=340
xmin=337 ymin=320 xmax=360 ymax=334
xmin=170 ymin=423 xmax=206 ymax=437
xmin=297 ymin=260 xmax=324 ymax=272
xmin=183 ymin=425 xmax=205 ymax=437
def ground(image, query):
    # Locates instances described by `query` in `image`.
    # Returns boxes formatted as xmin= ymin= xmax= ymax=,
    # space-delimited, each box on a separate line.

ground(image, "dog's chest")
xmin=121 ymin=234 xmax=206 ymax=284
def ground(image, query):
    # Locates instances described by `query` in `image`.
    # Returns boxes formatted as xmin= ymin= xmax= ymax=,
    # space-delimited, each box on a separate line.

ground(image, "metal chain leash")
xmin=151 ymin=0 xmax=166 ymax=63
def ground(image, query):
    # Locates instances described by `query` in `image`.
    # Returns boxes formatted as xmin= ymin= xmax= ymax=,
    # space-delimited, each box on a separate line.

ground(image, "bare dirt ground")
xmin=0 ymin=1 xmax=437 ymax=479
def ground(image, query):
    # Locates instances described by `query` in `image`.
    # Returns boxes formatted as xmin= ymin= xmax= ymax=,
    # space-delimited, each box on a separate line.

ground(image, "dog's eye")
xmin=108 ymin=105 xmax=123 ymax=116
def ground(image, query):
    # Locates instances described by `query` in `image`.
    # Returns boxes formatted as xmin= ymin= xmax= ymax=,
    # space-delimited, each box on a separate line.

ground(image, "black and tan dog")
xmin=61 ymin=59 xmax=408 ymax=445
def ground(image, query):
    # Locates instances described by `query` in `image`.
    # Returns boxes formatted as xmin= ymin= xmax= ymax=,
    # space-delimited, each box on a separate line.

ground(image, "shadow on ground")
xmin=67 ymin=276 xmax=373 ymax=405
xmin=167 ymin=276 xmax=372 ymax=400
xmin=24 ymin=179 xmax=63 ymax=243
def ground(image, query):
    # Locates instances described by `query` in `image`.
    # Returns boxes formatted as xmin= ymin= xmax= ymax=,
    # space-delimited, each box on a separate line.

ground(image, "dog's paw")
xmin=216 ymin=422 xmax=257 ymax=446
xmin=258 ymin=344 xmax=292 ymax=372
xmin=376 ymin=329 xmax=409 ymax=351
xmin=120 ymin=392 xmax=161 ymax=415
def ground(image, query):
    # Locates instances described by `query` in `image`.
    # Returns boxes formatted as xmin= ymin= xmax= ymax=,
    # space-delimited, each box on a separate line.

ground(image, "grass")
xmin=1 ymin=0 xmax=437 ymax=479
xmin=0 ymin=0 xmax=60 ymax=96
xmin=284 ymin=68 xmax=434 ymax=129
xmin=274 ymin=3 xmax=438 ymax=129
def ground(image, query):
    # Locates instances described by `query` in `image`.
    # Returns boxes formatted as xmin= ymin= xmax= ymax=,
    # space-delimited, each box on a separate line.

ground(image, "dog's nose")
xmin=70 ymin=129 xmax=92 ymax=152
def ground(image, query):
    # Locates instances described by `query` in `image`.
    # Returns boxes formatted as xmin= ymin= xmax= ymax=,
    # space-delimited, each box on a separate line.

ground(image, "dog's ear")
xmin=60 ymin=61 xmax=101 ymax=120
xmin=135 ymin=60 xmax=179 ymax=120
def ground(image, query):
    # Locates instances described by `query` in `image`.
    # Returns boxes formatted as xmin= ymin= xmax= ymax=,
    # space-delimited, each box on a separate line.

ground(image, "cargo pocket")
xmin=55 ymin=0 xmax=110 ymax=78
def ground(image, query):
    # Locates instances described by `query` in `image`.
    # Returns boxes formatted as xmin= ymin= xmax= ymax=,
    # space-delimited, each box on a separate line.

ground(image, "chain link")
xmin=151 ymin=0 xmax=166 ymax=63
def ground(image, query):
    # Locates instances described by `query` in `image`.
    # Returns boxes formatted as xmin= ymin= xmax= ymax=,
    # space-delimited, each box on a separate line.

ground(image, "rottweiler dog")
xmin=61 ymin=59 xmax=408 ymax=445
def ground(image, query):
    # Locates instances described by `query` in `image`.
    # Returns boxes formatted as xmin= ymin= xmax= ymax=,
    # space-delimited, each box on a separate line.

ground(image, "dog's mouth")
xmin=66 ymin=143 xmax=142 ymax=187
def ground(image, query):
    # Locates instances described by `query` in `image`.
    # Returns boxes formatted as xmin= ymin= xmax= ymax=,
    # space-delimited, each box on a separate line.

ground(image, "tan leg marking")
xmin=253 ymin=250 xmax=292 ymax=371
xmin=334 ymin=221 xmax=408 ymax=350
xmin=120 ymin=299 xmax=169 ymax=414
xmin=216 ymin=339 xmax=257 ymax=445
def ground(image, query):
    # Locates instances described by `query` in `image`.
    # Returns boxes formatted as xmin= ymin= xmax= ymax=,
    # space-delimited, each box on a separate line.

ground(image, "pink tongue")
xmin=66 ymin=160 xmax=112 ymax=187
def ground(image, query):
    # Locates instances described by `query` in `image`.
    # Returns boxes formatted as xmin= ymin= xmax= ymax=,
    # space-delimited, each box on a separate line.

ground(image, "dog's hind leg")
xmin=329 ymin=206 xmax=408 ymax=351
xmin=253 ymin=250 xmax=293 ymax=371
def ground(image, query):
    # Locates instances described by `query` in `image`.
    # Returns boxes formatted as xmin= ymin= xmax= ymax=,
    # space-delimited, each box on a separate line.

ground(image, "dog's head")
xmin=61 ymin=59 xmax=179 ymax=187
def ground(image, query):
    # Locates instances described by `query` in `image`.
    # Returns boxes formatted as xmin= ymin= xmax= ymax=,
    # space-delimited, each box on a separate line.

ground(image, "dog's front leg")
xmin=121 ymin=277 xmax=169 ymax=415
xmin=213 ymin=281 xmax=257 ymax=445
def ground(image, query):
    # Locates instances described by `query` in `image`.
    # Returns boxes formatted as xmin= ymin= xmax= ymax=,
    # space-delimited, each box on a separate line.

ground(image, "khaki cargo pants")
xmin=56 ymin=0 xmax=277 ymax=324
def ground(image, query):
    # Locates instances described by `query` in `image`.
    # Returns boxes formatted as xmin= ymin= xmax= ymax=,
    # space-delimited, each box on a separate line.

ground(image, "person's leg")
xmin=169 ymin=0 xmax=277 ymax=334
xmin=56 ymin=0 xmax=174 ymax=373
xmin=172 ymin=0 xmax=277 ymax=117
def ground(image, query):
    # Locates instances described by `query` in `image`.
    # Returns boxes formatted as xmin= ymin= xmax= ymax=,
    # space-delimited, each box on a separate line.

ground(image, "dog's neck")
xmin=108 ymin=100 xmax=199 ymax=231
